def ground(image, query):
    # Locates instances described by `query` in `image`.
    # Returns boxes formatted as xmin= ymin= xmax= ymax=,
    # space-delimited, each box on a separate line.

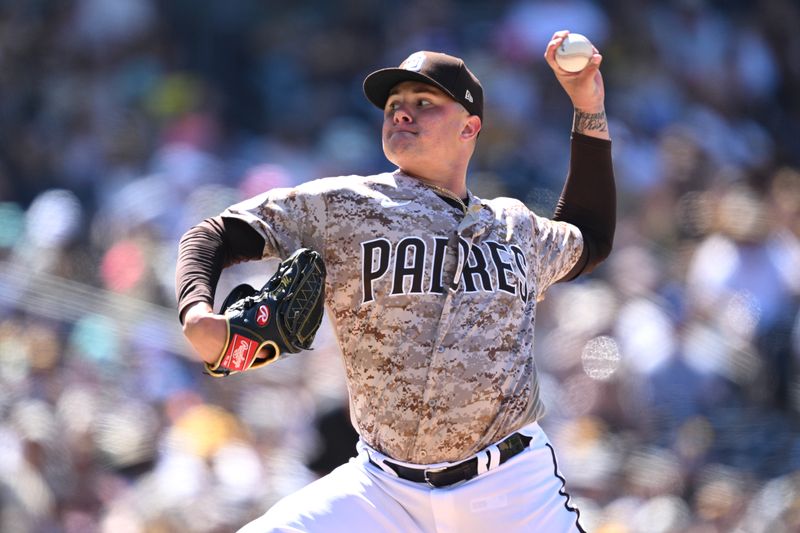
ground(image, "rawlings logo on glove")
xmin=205 ymin=248 xmax=326 ymax=377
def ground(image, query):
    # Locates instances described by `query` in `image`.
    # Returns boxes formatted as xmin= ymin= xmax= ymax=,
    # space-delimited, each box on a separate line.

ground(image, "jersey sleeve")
xmin=552 ymin=133 xmax=616 ymax=277
xmin=221 ymin=181 xmax=328 ymax=259
xmin=530 ymin=214 xmax=585 ymax=300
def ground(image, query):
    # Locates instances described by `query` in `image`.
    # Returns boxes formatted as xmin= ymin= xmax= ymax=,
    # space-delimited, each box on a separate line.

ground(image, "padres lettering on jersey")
xmin=223 ymin=170 xmax=583 ymax=464
xmin=361 ymin=237 xmax=529 ymax=304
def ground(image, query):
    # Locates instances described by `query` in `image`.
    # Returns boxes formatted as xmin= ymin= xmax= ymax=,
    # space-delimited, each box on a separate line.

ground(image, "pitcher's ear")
xmin=461 ymin=115 xmax=482 ymax=140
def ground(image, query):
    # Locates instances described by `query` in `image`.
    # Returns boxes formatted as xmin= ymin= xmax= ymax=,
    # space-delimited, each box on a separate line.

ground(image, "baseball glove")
xmin=204 ymin=248 xmax=326 ymax=377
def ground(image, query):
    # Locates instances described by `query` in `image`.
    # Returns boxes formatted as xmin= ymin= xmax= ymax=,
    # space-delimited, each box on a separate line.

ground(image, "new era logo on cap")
xmin=363 ymin=50 xmax=484 ymax=121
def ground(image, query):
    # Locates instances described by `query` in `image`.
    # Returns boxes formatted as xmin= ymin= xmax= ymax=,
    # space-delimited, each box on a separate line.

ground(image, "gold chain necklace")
xmin=419 ymin=181 xmax=468 ymax=214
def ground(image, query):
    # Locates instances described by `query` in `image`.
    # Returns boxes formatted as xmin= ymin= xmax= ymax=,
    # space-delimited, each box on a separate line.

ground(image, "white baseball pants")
xmin=238 ymin=422 xmax=585 ymax=533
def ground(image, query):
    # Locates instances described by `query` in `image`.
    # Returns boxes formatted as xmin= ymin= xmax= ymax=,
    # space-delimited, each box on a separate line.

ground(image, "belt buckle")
xmin=423 ymin=466 xmax=449 ymax=487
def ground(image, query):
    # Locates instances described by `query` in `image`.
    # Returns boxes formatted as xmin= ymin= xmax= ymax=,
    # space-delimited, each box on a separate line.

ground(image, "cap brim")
xmin=363 ymin=68 xmax=458 ymax=111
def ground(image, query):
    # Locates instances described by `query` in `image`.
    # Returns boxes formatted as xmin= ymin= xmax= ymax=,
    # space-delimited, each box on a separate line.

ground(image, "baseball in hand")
xmin=555 ymin=33 xmax=594 ymax=72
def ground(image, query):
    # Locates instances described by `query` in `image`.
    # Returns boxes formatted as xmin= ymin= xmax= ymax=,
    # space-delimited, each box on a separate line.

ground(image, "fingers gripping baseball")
xmin=544 ymin=30 xmax=605 ymax=113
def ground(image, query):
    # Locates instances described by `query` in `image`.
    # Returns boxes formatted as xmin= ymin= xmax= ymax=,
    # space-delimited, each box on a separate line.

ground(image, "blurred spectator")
xmin=686 ymin=183 xmax=800 ymax=409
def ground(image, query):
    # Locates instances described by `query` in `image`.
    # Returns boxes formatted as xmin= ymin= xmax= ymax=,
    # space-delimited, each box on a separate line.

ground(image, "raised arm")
xmin=544 ymin=30 xmax=616 ymax=280
xmin=543 ymin=30 xmax=609 ymax=141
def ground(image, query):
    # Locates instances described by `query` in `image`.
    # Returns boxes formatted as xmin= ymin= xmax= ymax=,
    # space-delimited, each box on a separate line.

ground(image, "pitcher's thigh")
xmin=446 ymin=445 xmax=585 ymax=533
xmin=238 ymin=460 xmax=421 ymax=533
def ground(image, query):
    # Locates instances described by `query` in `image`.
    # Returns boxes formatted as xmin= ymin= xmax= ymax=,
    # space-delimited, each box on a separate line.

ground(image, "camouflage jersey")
xmin=223 ymin=169 xmax=584 ymax=464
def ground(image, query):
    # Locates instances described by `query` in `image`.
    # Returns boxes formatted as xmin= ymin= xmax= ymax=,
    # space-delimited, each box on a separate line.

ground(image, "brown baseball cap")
xmin=363 ymin=51 xmax=484 ymax=120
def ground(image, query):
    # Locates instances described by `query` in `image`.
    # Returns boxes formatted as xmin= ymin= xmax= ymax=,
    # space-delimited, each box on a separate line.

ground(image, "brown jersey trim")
xmin=175 ymin=216 xmax=265 ymax=323
xmin=553 ymin=132 xmax=616 ymax=281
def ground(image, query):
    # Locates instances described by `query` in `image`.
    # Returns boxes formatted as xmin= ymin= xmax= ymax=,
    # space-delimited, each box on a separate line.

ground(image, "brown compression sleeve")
xmin=553 ymin=132 xmax=616 ymax=281
xmin=175 ymin=216 xmax=265 ymax=323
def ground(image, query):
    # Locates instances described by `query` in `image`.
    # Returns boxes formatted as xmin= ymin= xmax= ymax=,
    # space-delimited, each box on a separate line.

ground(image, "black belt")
xmin=369 ymin=432 xmax=532 ymax=488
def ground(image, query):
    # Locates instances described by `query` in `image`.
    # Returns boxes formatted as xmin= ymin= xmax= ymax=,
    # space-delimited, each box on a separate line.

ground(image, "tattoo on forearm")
xmin=573 ymin=109 xmax=608 ymax=133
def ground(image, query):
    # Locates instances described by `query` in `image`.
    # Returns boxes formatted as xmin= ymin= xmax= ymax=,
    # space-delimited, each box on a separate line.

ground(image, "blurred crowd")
xmin=1 ymin=0 xmax=799 ymax=531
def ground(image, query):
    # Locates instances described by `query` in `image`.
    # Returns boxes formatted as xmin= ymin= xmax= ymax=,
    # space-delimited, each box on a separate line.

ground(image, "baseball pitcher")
xmin=176 ymin=30 xmax=615 ymax=532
